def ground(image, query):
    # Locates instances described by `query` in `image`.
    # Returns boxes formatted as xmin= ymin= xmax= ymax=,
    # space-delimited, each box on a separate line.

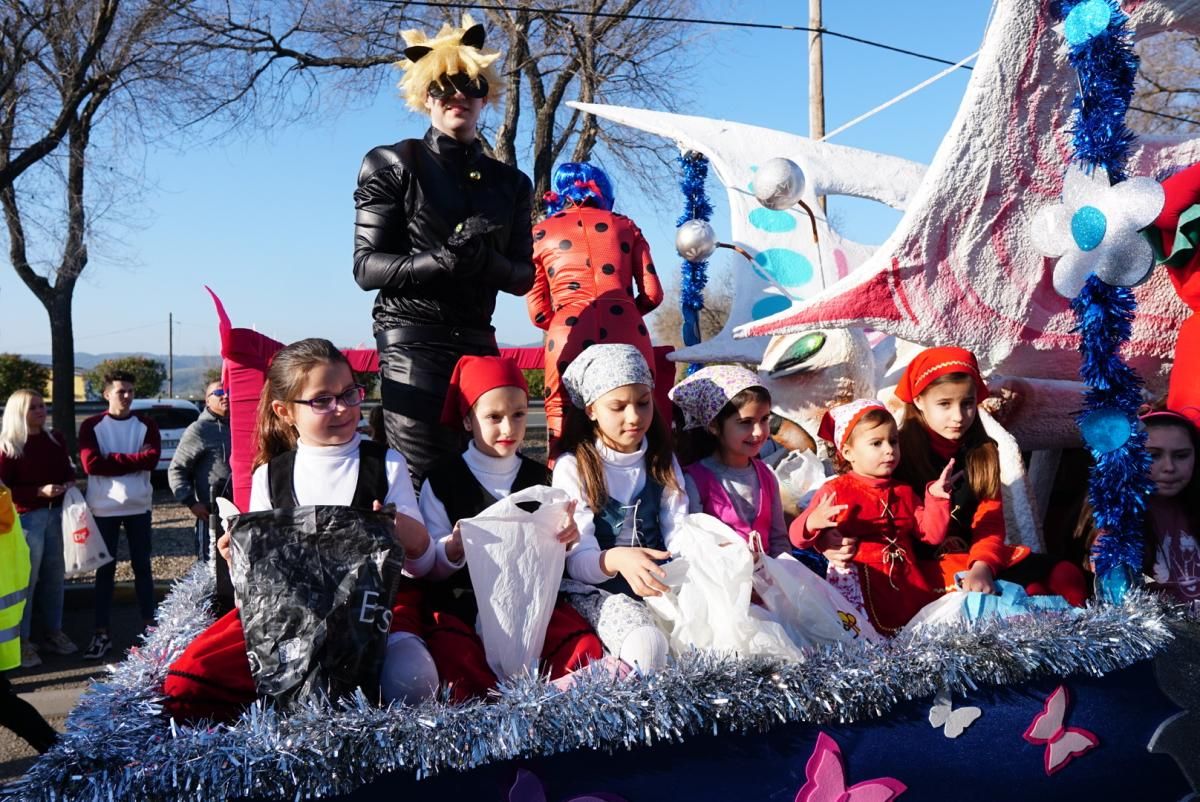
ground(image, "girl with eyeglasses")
xmin=164 ymin=339 xmax=436 ymax=721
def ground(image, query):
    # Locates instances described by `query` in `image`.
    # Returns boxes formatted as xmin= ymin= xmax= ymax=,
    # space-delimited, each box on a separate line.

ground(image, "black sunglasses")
xmin=208 ymin=388 xmax=228 ymax=398
xmin=427 ymin=72 xmax=488 ymax=100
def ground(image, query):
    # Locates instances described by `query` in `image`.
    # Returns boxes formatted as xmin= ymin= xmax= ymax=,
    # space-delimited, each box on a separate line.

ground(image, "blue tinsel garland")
xmin=1055 ymin=0 xmax=1155 ymax=575
xmin=675 ymin=152 xmax=713 ymax=365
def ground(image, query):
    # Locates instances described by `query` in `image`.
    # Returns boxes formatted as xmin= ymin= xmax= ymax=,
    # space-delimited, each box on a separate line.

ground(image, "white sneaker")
xmin=40 ymin=631 xmax=78 ymax=656
xmin=19 ymin=642 xmax=41 ymax=668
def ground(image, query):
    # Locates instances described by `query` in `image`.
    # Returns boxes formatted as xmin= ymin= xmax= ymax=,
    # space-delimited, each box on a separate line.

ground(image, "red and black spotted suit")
xmin=527 ymin=204 xmax=664 ymax=453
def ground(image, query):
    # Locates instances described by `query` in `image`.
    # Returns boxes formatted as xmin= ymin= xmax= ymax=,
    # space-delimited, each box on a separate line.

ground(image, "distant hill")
xmin=23 ymin=342 xmax=545 ymax=399
xmin=22 ymin=353 xmax=221 ymax=399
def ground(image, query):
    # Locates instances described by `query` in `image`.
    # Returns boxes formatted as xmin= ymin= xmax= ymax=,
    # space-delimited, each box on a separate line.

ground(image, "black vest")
xmin=267 ymin=440 xmax=389 ymax=510
xmin=424 ymin=452 xmax=549 ymax=619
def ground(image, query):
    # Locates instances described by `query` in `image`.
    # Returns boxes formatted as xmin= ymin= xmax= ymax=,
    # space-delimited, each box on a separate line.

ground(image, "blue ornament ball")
xmin=1095 ymin=563 xmax=1136 ymax=605
xmin=1064 ymin=0 xmax=1112 ymax=46
xmin=1070 ymin=205 xmax=1107 ymax=251
xmin=1079 ymin=407 xmax=1131 ymax=453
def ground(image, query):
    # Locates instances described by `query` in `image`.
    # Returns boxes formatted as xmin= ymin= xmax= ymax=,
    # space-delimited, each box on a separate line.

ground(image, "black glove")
xmin=446 ymin=215 xmax=500 ymax=272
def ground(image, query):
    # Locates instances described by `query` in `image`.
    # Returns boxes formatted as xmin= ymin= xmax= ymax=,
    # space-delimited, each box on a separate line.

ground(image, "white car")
xmin=130 ymin=398 xmax=201 ymax=472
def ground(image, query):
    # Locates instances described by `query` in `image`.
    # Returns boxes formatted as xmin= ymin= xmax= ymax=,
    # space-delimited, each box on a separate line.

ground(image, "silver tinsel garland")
xmin=4 ymin=565 xmax=1182 ymax=801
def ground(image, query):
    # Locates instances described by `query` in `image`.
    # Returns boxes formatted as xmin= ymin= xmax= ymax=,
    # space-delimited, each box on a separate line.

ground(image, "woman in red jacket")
xmin=0 ymin=390 xmax=77 ymax=666
xmin=527 ymin=163 xmax=664 ymax=456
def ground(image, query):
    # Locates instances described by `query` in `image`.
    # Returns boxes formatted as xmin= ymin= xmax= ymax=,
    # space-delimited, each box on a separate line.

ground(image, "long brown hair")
xmin=894 ymin=373 xmax=1000 ymax=499
xmin=253 ymin=338 xmax=352 ymax=469
xmin=559 ymin=402 xmax=680 ymax=511
xmin=675 ymin=385 xmax=772 ymax=466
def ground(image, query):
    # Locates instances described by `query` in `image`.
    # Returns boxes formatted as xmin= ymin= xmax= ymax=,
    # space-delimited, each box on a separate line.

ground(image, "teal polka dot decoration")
xmin=1071 ymin=205 xmax=1107 ymax=251
xmin=748 ymin=208 xmax=797 ymax=233
xmin=1064 ymin=0 xmax=1111 ymax=45
xmin=754 ymin=248 xmax=812 ymax=287
xmin=752 ymin=295 xmax=791 ymax=320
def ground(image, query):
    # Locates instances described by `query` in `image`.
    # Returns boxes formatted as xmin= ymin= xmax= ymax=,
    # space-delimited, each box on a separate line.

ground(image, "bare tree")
xmin=188 ymin=0 xmax=702 ymax=199
xmin=1129 ymin=31 xmax=1200 ymax=136
xmin=648 ymin=269 xmax=733 ymax=349
xmin=0 ymin=0 xmax=294 ymax=444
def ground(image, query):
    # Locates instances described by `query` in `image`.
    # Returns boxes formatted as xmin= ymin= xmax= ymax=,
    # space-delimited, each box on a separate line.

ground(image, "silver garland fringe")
xmin=4 ymin=565 xmax=1183 ymax=801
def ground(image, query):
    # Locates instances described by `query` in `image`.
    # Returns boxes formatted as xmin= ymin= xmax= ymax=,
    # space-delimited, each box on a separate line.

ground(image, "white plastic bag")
xmin=644 ymin=513 xmax=804 ymax=661
xmin=459 ymin=485 xmax=571 ymax=680
xmin=766 ymin=448 xmax=829 ymax=510
xmin=752 ymin=553 xmax=881 ymax=646
xmin=61 ymin=486 xmax=112 ymax=578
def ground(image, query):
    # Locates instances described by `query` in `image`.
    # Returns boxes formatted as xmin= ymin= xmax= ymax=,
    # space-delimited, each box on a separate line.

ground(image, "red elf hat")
xmin=439 ymin=355 xmax=528 ymax=426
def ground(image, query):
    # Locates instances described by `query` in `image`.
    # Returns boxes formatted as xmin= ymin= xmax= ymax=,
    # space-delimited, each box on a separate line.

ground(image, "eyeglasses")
xmin=294 ymin=384 xmax=366 ymax=415
xmin=427 ymin=72 xmax=488 ymax=100
xmin=208 ymin=389 xmax=228 ymax=398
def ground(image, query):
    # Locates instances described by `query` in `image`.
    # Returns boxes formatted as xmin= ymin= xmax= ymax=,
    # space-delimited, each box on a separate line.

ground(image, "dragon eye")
xmin=771 ymin=331 xmax=827 ymax=376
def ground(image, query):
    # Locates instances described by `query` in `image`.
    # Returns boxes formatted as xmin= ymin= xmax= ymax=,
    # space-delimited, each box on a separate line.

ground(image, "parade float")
xmin=7 ymin=0 xmax=1200 ymax=799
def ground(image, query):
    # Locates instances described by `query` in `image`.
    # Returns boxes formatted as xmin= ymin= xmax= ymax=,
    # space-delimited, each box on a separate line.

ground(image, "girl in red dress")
xmin=789 ymin=400 xmax=956 ymax=635
xmin=527 ymin=163 xmax=664 ymax=455
xmin=892 ymin=347 xmax=1087 ymax=605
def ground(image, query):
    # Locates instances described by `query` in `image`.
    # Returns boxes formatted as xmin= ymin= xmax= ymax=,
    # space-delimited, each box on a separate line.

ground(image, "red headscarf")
xmin=895 ymin=346 xmax=989 ymax=403
xmin=439 ymin=355 xmax=528 ymax=426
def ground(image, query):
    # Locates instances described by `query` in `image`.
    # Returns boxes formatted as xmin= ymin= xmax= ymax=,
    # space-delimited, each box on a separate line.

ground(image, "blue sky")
xmin=0 ymin=1 xmax=992 ymax=362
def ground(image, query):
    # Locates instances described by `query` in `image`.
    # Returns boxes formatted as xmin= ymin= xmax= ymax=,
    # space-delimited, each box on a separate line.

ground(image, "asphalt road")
xmin=0 ymin=582 xmax=174 ymax=785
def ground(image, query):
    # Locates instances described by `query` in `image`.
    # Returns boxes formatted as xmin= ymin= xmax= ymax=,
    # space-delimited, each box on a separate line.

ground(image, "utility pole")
xmin=809 ymin=0 xmax=826 ymax=212
xmin=168 ymin=312 xmax=174 ymax=398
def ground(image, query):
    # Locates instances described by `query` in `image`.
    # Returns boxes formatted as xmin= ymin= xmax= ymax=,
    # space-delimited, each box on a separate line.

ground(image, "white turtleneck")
xmin=551 ymin=438 xmax=688 ymax=586
xmin=418 ymin=441 xmax=520 ymax=579
xmin=248 ymin=433 xmax=433 ymax=577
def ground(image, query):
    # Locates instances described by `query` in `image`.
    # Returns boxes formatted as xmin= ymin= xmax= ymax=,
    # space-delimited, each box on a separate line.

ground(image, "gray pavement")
xmin=0 ymin=581 xmax=175 ymax=786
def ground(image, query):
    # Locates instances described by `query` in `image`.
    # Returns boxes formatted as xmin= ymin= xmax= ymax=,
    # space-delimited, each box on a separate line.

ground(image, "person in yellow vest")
xmin=0 ymin=481 xmax=58 ymax=753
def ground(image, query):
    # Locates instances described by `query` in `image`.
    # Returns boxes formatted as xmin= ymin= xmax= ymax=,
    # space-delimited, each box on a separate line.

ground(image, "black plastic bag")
xmin=228 ymin=505 xmax=403 ymax=706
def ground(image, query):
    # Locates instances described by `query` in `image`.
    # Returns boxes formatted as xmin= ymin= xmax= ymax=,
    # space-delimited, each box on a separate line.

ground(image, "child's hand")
xmin=556 ymin=501 xmax=580 ymax=548
xmin=374 ymin=500 xmax=432 ymax=558
xmin=217 ymin=532 xmax=232 ymax=566
xmin=929 ymin=458 xmax=963 ymax=500
xmin=960 ymin=561 xmax=996 ymax=594
xmin=446 ymin=522 xmax=465 ymax=564
xmin=601 ymin=547 xmax=672 ymax=597
xmin=805 ymin=493 xmax=848 ymax=534
xmin=818 ymin=529 xmax=858 ymax=568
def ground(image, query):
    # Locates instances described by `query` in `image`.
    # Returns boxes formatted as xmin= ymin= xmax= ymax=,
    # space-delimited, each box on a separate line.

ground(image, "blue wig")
xmin=544 ymin=162 xmax=615 ymax=214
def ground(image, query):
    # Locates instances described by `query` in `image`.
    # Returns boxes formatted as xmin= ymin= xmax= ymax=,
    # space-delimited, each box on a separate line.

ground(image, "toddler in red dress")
xmin=789 ymin=400 xmax=956 ymax=635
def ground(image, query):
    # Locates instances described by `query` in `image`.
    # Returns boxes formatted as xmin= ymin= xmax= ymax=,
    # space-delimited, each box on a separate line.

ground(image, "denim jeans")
xmin=93 ymin=512 xmax=155 ymax=628
xmin=18 ymin=507 xmax=65 ymax=639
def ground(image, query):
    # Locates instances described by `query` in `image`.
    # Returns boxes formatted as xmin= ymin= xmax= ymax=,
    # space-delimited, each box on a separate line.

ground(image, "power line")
xmin=368 ymin=0 xmax=973 ymax=69
xmin=369 ymin=0 xmax=1200 ymax=128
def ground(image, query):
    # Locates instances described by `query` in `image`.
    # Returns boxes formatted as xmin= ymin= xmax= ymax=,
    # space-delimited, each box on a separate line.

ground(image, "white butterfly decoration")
xmin=928 ymin=689 xmax=982 ymax=739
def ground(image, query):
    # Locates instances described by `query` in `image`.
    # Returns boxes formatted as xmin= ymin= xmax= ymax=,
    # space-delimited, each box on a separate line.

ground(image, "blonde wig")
xmin=397 ymin=12 xmax=502 ymax=112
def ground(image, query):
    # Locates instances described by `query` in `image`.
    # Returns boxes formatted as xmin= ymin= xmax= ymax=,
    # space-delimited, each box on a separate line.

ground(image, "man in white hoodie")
xmin=78 ymin=371 xmax=161 ymax=660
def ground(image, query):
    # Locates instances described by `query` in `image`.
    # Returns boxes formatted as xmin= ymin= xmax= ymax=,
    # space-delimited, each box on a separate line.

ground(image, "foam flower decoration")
xmin=1030 ymin=165 xmax=1164 ymax=298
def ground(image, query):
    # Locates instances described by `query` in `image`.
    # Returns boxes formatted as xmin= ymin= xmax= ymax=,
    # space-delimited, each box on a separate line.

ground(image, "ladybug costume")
xmin=527 ymin=164 xmax=663 ymax=454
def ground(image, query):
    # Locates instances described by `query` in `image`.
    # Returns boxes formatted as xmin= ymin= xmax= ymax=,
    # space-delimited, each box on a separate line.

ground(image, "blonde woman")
xmin=0 ymin=390 xmax=77 ymax=666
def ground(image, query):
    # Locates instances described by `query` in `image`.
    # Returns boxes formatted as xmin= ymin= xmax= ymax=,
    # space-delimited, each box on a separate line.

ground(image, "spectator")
xmin=0 ymin=390 xmax=77 ymax=667
xmin=0 ymin=480 xmax=58 ymax=754
xmin=78 ymin=372 xmax=160 ymax=660
xmin=168 ymin=381 xmax=231 ymax=561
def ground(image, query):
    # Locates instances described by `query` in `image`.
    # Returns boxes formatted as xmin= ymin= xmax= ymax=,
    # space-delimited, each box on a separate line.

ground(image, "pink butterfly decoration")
xmin=508 ymin=769 xmax=627 ymax=802
xmin=1022 ymin=685 xmax=1099 ymax=776
xmin=794 ymin=732 xmax=907 ymax=802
